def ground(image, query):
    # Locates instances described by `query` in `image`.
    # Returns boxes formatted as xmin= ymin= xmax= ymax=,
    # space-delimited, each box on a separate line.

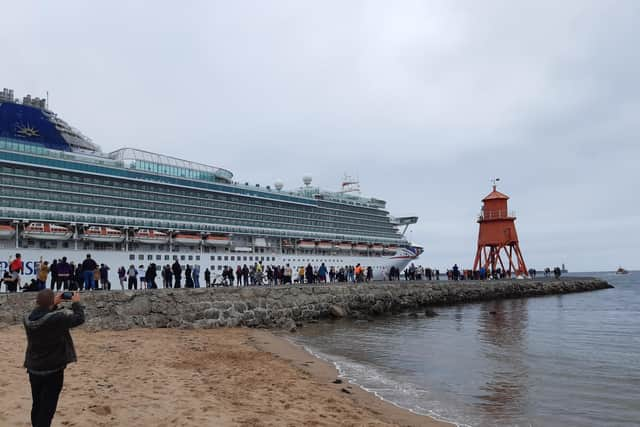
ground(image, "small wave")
xmin=292 ymin=339 xmax=470 ymax=427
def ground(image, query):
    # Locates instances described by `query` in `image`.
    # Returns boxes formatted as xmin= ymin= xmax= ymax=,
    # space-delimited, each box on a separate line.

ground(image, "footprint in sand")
xmin=89 ymin=405 xmax=112 ymax=416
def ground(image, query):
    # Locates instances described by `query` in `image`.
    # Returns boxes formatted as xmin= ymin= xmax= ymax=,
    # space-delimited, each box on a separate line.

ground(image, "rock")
xmin=341 ymin=388 xmax=351 ymax=394
xmin=329 ymin=305 xmax=346 ymax=318
xmin=370 ymin=300 xmax=386 ymax=315
xmin=254 ymin=308 xmax=268 ymax=323
xmin=424 ymin=308 xmax=439 ymax=317
xmin=332 ymin=379 xmax=343 ymax=384
xmin=203 ymin=308 xmax=220 ymax=319
xmin=283 ymin=319 xmax=297 ymax=332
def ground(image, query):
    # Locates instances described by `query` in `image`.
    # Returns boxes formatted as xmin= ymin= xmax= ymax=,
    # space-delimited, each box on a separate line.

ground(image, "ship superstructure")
xmin=0 ymin=88 xmax=421 ymax=280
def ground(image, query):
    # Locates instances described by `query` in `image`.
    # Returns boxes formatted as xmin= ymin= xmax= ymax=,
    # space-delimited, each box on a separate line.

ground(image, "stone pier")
xmin=0 ymin=278 xmax=612 ymax=331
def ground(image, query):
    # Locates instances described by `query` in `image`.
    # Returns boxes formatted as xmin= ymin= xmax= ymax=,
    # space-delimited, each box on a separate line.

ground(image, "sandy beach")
xmin=0 ymin=325 xmax=449 ymax=426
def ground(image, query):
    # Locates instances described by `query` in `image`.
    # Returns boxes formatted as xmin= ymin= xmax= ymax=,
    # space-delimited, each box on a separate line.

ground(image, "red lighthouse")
xmin=473 ymin=179 xmax=528 ymax=277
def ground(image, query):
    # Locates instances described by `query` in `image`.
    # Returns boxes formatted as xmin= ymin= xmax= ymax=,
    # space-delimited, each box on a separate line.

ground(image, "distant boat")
xmin=561 ymin=263 xmax=568 ymax=274
xmin=615 ymin=267 xmax=629 ymax=275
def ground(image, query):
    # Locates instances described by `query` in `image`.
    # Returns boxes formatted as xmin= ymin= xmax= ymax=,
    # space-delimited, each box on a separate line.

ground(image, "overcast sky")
xmin=3 ymin=1 xmax=638 ymax=271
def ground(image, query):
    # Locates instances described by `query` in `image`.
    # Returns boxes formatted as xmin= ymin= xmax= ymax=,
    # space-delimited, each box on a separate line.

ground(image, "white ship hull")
xmin=0 ymin=247 xmax=418 ymax=282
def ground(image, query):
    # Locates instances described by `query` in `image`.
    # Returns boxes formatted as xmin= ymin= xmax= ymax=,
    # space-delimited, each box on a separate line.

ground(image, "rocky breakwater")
xmin=0 ymin=278 xmax=612 ymax=331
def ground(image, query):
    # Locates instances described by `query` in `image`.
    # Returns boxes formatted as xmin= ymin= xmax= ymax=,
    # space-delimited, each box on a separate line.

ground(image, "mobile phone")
xmin=61 ymin=291 xmax=74 ymax=300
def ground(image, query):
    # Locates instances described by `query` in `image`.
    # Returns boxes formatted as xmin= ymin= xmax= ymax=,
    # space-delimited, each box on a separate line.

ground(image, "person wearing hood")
xmin=204 ymin=268 xmax=211 ymax=288
xmin=172 ymin=260 xmax=182 ymax=288
xmin=23 ymin=289 xmax=85 ymax=427
xmin=185 ymin=265 xmax=194 ymax=288
xmin=145 ymin=263 xmax=157 ymax=289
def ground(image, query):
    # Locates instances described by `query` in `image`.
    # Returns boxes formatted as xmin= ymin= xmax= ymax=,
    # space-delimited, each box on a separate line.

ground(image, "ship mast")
xmin=340 ymin=174 xmax=360 ymax=194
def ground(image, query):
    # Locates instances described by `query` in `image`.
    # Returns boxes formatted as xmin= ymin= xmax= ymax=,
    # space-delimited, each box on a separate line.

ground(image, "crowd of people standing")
xmin=1 ymin=253 xmax=111 ymax=293
xmin=0 ymin=253 xmax=564 ymax=293
xmin=1 ymin=253 xmax=384 ymax=292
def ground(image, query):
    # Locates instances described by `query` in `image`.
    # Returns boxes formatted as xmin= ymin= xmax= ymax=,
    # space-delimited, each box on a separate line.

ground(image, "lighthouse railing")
xmin=477 ymin=210 xmax=516 ymax=221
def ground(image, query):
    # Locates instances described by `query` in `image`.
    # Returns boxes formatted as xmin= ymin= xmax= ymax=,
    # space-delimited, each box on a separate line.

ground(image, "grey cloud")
xmin=2 ymin=0 xmax=638 ymax=270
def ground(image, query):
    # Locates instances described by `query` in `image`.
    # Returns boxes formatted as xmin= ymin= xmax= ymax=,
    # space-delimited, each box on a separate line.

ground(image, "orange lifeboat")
xmin=384 ymin=245 xmax=398 ymax=254
xmin=282 ymin=239 xmax=294 ymax=248
xmin=0 ymin=225 xmax=16 ymax=239
xmin=133 ymin=229 xmax=169 ymax=245
xmin=203 ymin=234 xmax=231 ymax=247
xmin=297 ymin=240 xmax=316 ymax=249
xmin=335 ymin=242 xmax=353 ymax=251
xmin=353 ymin=243 xmax=369 ymax=252
xmin=22 ymin=223 xmax=73 ymax=240
xmin=83 ymin=226 xmax=125 ymax=243
xmin=317 ymin=241 xmax=332 ymax=250
xmin=173 ymin=234 xmax=202 ymax=245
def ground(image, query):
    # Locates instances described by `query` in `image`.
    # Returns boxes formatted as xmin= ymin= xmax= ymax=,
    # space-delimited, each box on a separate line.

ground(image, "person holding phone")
xmin=23 ymin=289 xmax=85 ymax=427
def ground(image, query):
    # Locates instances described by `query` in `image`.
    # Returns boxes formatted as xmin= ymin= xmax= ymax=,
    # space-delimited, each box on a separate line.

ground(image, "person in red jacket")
xmin=8 ymin=253 xmax=24 ymax=291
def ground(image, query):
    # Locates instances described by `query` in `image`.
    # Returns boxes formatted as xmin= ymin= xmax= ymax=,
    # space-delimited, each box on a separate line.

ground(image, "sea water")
xmin=291 ymin=273 xmax=640 ymax=426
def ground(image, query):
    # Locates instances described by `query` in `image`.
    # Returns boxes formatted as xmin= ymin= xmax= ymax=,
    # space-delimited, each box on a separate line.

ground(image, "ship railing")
xmin=0 ymin=137 xmax=122 ymax=168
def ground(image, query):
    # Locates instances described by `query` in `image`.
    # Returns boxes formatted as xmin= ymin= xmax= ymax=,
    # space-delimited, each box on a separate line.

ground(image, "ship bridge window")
xmin=165 ymin=255 xmax=170 ymax=261
xmin=138 ymin=255 xmax=144 ymax=260
xmin=156 ymin=255 xmax=161 ymax=261
xmin=148 ymin=255 xmax=153 ymax=260
xmin=129 ymin=254 xmax=135 ymax=260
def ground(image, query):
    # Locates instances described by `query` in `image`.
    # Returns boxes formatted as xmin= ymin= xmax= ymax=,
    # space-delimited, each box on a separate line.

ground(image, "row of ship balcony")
xmin=0 ymin=223 xmax=398 ymax=254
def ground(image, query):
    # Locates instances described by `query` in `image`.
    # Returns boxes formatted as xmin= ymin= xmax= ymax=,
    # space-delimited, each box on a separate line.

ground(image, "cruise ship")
xmin=0 ymin=88 xmax=421 ymax=281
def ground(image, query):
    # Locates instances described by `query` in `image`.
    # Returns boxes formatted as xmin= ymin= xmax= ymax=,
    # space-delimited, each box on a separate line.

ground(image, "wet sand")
xmin=0 ymin=325 xmax=449 ymax=426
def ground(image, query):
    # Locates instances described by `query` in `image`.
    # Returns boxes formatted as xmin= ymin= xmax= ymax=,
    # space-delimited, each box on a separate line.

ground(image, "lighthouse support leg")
xmin=473 ymin=247 xmax=482 ymax=272
xmin=506 ymin=245 xmax=514 ymax=275
xmin=496 ymin=246 xmax=507 ymax=275
xmin=514 ymin=244 xmax=528 ymax=276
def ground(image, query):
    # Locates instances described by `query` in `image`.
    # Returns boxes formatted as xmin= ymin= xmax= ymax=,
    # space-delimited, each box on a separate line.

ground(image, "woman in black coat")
xmin=185 ymin=265 xmax=194 ymax=288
